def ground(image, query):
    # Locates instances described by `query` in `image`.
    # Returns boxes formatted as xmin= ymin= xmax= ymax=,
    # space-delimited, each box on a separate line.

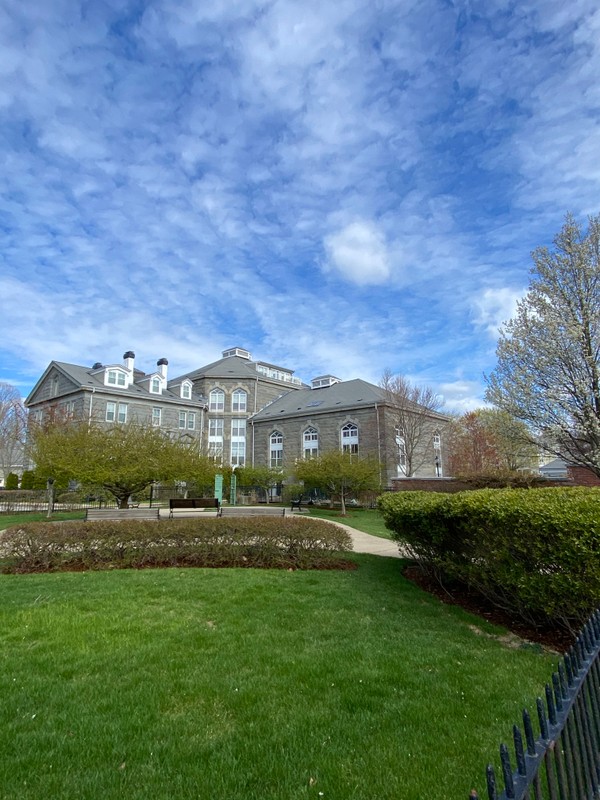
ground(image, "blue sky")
xmin=1 ymin=0 xmax=599 ymax=411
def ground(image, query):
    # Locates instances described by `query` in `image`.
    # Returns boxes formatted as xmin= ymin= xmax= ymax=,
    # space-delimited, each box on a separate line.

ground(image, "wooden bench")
xmin=85 ymin=508 xmax=160 ymax=521
xmin=168 ymin=498 xmax=220 ymax=518
xmin=217 ymin=506 xmax=287 ymax=518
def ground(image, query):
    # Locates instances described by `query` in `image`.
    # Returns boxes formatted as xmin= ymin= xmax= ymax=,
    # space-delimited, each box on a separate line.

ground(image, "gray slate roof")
xmin=252 ymin=379 xmax=389 ymax=420
xmin=26 ymin=361 xmax=205 ymax=406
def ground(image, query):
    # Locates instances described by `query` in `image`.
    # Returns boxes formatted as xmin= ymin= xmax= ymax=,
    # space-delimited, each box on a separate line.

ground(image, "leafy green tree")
xmin=235 ymin=465 xmax=284 ymax=503
xmin=486 ymin=213 xmax=600 ymax=476
xmin=29 ymin=420 xmax=214 ymax=508
xmin=294 ymin=451 xmax=382 ymax=515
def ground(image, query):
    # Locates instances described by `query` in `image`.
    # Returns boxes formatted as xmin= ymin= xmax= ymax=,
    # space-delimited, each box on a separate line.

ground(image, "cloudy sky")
xmin=1 ymin=0 xmax=599 ymax=411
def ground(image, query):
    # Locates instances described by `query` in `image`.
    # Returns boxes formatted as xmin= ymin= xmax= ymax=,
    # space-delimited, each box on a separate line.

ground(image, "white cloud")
xmin=473 ymin=287 xmax=524 ymax=336
xmin=323 ymin=220 xmax=391 ymax=285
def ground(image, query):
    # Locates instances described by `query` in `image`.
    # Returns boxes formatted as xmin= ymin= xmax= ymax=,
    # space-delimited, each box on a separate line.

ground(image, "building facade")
xmin=25 ymin=347 xmax=447 ymax=484
xmin=25 ymin=351 xmax=206 ymax=445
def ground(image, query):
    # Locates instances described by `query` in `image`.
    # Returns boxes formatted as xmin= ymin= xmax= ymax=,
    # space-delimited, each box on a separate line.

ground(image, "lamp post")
xmin=46 ymin=477 xmax=55 ymax=518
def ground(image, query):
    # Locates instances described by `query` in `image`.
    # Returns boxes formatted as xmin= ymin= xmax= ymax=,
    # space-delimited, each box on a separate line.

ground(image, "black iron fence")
xmin=472 ymin=610 xmax=600 ymax=800
xmin=0 ymin=490 xmax=115 ymax=514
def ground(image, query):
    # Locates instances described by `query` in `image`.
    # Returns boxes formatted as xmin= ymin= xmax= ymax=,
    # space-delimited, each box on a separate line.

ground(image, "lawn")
xmin=0 ymin=552 xmax=555 ymax=800
xmin=307 ymin=506 xmax=393 ymax=539
xmin=0 ymin=510 xmax=85 ymax=528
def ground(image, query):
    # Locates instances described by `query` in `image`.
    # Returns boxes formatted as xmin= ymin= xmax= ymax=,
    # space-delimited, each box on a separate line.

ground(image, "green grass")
xmin=0 ymin=510 xmax=85 ymax=528
xmin=307 ymin=507 xmax=393 ymax=539
xmin=0 ymin=555 xmax=555 ymax=799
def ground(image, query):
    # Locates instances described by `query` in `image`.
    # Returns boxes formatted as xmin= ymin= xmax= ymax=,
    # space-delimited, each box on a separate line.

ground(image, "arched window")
xmin=270 ymin=431 xmax=283 ymax=468
xmin=303 ymin=427 xmax=319 ymax=458
xmin=395 ymin=426 xmax=407 ymax=476
xmin=232 ymin=389 xmax=247 ymax=412
xmin=150 ymin=376 xmax=161 ymax=393
xmin=341 ymin=423 xmax=359 ymax=454
xmin=209 ymin=389 xmax=225 ymax=412
xmin=181 ymin=381 xmax=192 ymax=399
xmin=433 ymin=431 xmax=442 ymax=476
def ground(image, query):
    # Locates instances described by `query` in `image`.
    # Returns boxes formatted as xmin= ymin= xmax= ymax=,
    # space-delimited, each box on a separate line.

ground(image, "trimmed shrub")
xmin=0 ymin=517 xmax=353 ymax=573
xmin=379 ymin=487 xmax=600 ymax=632
xmin=4 ymin=473 xmax=19 ymax=490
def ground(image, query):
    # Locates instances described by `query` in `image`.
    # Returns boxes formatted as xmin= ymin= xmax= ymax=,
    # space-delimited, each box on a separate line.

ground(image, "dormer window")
xmin=150 ymin=377 xmax=161 ymax=394
xmin=181 ymin=381 xmax=192 ymax=399
xmin=106 ymin=369 xmax=126 ymax=387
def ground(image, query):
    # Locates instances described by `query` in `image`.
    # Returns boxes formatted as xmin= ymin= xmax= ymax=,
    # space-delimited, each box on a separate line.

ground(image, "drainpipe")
xmin=375 ymin=403 xmax=383 ymax=484
xmin=88 ymin=387 xmax=96 ymax=425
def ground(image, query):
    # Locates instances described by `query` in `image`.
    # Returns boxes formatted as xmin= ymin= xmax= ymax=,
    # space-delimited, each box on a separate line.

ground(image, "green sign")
xmin=230 ymin=473 xmax=237 ymax=506
xmin=214 ymin=474 xmax=223 ymax=504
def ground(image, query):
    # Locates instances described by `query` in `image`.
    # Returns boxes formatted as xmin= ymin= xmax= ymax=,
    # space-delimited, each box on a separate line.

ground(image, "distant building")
xmin=25 ymin=347 xmax=447 ymax=483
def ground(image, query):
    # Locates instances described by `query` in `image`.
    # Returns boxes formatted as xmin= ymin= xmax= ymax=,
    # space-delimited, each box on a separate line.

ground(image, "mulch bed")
xmin=403 ymin=564 xmax=575 ymax=653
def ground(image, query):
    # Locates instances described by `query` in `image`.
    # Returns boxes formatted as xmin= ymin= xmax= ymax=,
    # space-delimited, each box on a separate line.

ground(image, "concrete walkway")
xmin=313 ymin=518 xmax=402 ymax=558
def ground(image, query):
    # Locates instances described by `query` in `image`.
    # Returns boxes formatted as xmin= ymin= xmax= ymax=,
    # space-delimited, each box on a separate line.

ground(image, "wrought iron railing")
xmin=472 ymin=610 xmax=600 ymax=799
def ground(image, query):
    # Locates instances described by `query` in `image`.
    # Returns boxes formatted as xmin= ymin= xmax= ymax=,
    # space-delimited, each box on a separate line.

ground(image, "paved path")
xmin=314 ymin=518 xmax=402 ymax=558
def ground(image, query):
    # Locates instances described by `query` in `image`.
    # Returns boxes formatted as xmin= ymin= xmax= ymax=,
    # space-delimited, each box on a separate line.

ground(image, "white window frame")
xmin=341 ymin=423 xmax=359 ymax=455
xmin=181 ymin=381 xmax=192 ymax=399
xmin=209 ymin=389 xmax=225 ymax=412
xmin=232 ymin=389 xmax=247 ymax=413
xmin=270 ymin=431 xmax=283 ymax=468
xmin=106 ymin=369 xmax=126 ymax=387
xmin=230 ymin=440 xmax=246 ymax=467
xmin=179 ymin=411 xmax=187 ymax=429
xmin=187 ymin=412 xmax=196 ymax=430
xmin=106 ymin=401 xmax=116 ymax=422
xmin=117 ymin=403 xmax=128 ymax=424
xmin=303 ymin=427 xmax=319 ymax=459
xmin=150 ymin=377 xmax=161 ymax=394
xmin=152 ymin=407 xmax=162 ymax=427
xmin=395 ymin=426 xmax=407 ymax=475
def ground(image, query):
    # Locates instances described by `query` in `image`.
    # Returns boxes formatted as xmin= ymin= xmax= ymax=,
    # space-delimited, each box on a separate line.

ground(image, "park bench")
xmin=290 ymin=495 xmax=304 ymax=511
xmin=85 ymin=508 xmax=160 ymax=521
xmin=217 ymin=506 xmax=288 ymax=518
xmin=168 ymin=498 xmax=220 ymax=518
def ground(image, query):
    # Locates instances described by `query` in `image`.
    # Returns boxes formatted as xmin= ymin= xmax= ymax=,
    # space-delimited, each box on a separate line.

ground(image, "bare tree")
xmin=379 ymin=370 xmax=445 ymax=477
xmin=486 ymin=213 xmax=600 ymax=476
xmin=0 ymin=382 xmax=26 ymax=485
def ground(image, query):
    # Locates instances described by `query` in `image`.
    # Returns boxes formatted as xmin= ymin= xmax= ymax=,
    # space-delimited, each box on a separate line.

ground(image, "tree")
xmin=379 ymin=370 xmax=445 ymax=477
xmin=0 ymin=382 xmax=26 ymax=486
xmin=294 ymin=451 xmax=382 ymax=515
xmin=235 ymin=465 xmax=284 ymax=503
xmin=446 ymin=409 xmax=538 ymax=476
xmin=486 ymin=213 xmax=600 ymax=476
xmin=28 ymin=420 xmax=215 ymax=508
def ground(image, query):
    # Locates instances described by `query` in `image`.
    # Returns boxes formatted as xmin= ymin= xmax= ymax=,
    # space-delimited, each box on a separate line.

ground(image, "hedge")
xmin=378 ymin=487 xmax=600 ymax=632
xmin=0 ymin=517 xmax=353 ymax=573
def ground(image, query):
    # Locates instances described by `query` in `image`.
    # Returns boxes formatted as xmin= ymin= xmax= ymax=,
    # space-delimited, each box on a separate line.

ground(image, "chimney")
xmin=157 ymin=358 xmax=168 ymax=381
xmin=123 ymin=351 xmax=135 ymax=372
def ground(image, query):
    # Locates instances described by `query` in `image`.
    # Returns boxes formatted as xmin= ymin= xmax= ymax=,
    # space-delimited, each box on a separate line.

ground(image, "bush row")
xmin=0 ymin=517 xmax=353 ymax=573
xmin=378 ymin=487 xmax=600 ymax=633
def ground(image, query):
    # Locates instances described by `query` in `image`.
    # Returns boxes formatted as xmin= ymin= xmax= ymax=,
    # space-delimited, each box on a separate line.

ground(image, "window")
xmin=231 ymin=440 xmax=245 ymax=467
xmin=209 ymin=418 xmax=224 ymax=460
xmin=209 ymin=389 xmax=225 ymax=412
xmin=341 ymin=423 xmax=359 ymax=454
xmin=107 ymin=369 xmax=126 ymax=387
xmin=232 ymin=389 xmax=247 ymax=412
xmin=270 ymin=431 xmax=283 ymax=468
xmin=179 ymin=411 xmax=187 ymax=429
xmin=117 ymin=403 xmax=128 ymax=424
xmin=150 ymin=377 xmax=161 ymax=394
xmin=433 ymin=432 xmax=441 ymax=450
xmin=106 ymin=402 xmax=116 ymax=422
xmin=303 ymin=427 xmax=319 ymax=458
xmin=231 ymin=418 xmax=246 ymax=437
xmin=395 ymin=426 xmax=407 ymax=475
xmin=433 ymin=432 xmax=442 ymax=476
xmin=187 ymin=412 xmax=196 ymax=430
xmin=51 ymin=376 xmax=59 ymax=397
xmin=181 ymin=382 xmax=192 ymax=399
xmin=152 ymin=407 xmax=162 ymax=427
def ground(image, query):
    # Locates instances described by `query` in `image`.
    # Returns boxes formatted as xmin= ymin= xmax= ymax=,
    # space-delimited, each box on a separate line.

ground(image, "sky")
xmin=1 ymin=0 xmax=599 ymax=412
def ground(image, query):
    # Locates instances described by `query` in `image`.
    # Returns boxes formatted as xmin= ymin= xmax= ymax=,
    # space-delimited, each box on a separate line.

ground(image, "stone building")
xmin=249 ymin=375 xmax=448 ymax=485
xmin=25 ymin=351 xmax=206 ymax=445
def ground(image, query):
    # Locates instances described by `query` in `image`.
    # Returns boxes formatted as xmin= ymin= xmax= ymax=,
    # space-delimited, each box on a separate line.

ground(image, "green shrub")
xmin=0 ymin=517 xmax=353 ymax=573
xmin=379 ymin=487 xmax=600 ymax=632
xmin=4 ymin=473 xmax=19 ymax=490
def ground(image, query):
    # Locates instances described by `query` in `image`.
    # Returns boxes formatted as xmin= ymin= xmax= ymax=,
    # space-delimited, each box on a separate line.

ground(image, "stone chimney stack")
xmin=123 ymin=351 xmax=135 ymax=372
xmin=157 ymin=358 xmax=168 ymax=381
